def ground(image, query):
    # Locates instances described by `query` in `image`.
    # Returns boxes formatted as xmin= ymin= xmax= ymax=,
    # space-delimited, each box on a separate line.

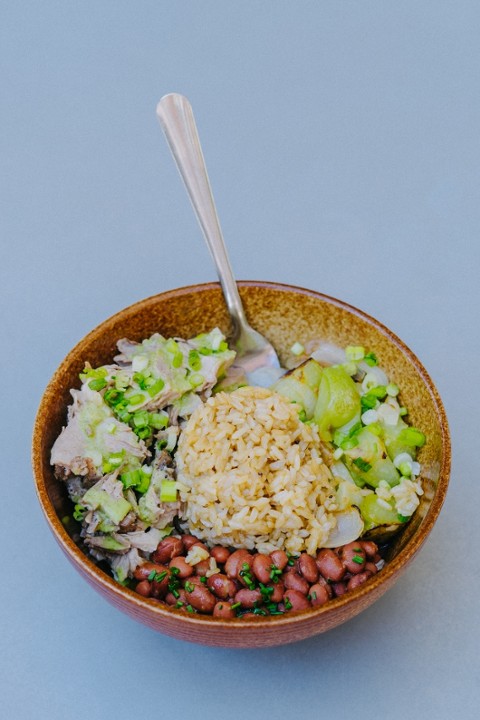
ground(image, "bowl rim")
xmin=32 ymin=280 xmax=451 ymax=632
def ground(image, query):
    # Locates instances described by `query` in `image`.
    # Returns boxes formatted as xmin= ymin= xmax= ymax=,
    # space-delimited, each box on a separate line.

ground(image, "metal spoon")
xmin=156 ymin=93 xmax=282 ymax=386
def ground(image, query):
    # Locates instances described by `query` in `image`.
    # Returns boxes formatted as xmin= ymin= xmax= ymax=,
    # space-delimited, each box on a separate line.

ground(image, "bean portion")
xmin=132 ymin=534 xmax=382 ymax=618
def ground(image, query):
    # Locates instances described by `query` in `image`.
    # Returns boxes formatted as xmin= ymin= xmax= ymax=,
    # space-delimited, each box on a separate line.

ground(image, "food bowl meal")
xmin=32 ymin=281 xmax=450 ymax=647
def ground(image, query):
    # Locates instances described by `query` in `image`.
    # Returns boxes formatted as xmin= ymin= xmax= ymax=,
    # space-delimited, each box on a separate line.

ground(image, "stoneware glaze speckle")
xmin=32 ymin=282 xmax=451 ymax=648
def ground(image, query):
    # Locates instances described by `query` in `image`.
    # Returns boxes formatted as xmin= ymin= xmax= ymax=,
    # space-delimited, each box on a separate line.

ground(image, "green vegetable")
xmin=81 ymin=486 xmax=131 ymax=525
xmin=88 ymin=378 xmax=107 ymax=392
xmin=343 ymin=427 xmax=400 ymax=488
xmin=364 ymin=352 xmax=378 ymax=366
xmin=160 ymin=480 xmax=177 ymax=502
xmin=314 ymin=365 xmax=361 ymax=440
xmin=359 ymin=494 xmax=400 ymax=533
xmin=272 ymin=358 xmax=323 ymax=419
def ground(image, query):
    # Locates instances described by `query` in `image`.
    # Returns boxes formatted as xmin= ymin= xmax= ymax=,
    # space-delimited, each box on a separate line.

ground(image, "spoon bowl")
xmin=156 ymin=93 xmax=282 ymax=385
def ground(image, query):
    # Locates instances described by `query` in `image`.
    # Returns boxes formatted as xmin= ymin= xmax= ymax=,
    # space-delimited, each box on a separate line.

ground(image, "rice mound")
xmin=175 ymin=386 xmax=338 ymax=555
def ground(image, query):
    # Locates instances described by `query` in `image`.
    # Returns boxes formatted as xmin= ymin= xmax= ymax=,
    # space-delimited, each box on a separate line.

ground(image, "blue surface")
xmin=2 ymin=1 xmax=479 ymax=717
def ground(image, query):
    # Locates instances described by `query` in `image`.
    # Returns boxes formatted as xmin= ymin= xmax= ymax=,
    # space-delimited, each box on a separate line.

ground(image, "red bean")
xmin=316 ymin=548 xmax=346 ymax=582
xmin=360 ymin=540 xmax=378 ymax=558
xmin=225 ymin=549 xmax=254 ymax=583
xmin=135 ymin=580 xmax=152 ymax=597
xmin=298 ymin=553 xmax=319 ymax=583
xmin=268 ymin=580 xmax=285 ymax=603
xmin=181 ymin=534 xmax=200 ymax=551
xmin=332 ymin=582 xmax=347 ymax=597
xmin=210 ymin=546 xmax=231 ymax=564
xmin=151 ymin=573 xmax=170 ymax=599
xmin=270 ymin=549 xmax=289 ymax=570
xmin=207 ymin=574 xmax=237 ymax=600
xmin=213 ymin=602 xmax=236 ymax=618
xmin=164 ymin=589 xmax=188 ymax=606
xmin=284 ymin=589 xmax=311 ymax=612
xmin=252 ymin=554 xmax=273 ymax=584
xmin=185 ymin=575 xmax=204 ymax=587
xmin=234 ymin=588 xmax=262 ymax=609
xmin=194 ymin=559 xmax=211 ymax=577
xmin=347 ymin=570 xmax=372 ymax=591
xmin=309 ymin=583 xmax=330 ymax=607
xmin=365 ymin=562 xmax=378 ymax=575
xmin=340 ymin=542 xmax=366 ymax=574
xmin=184 ymin=583 xmax=216 ymax=613
xmin=313 ymin=574 xmax=333 ymax=599
xmin=284 ymin=572 xmax=309 ymax=595
xmin=191 ymin=541 xmax=209 ymax=553
xmin=133 ymin=562 xmax=168 ymax=581
xmin=169 ymin=556 xmax=194 ymax=579
xmin=152 ymin=536 xmax=183 ymax=564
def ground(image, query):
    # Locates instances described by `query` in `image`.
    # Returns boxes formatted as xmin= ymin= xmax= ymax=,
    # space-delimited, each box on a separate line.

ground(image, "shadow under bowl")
xmin=32 ymin=281 xmax=450 ymax=648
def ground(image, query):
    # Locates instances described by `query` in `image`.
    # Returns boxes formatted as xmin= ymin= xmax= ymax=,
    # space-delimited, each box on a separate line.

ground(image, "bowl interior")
xmin=33 ymin=281 xmax=450 ymax=646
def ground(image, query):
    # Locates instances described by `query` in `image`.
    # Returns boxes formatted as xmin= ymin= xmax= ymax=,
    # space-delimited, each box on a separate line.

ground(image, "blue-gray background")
xmin=2 ymin=1 xmax=479 ymax=717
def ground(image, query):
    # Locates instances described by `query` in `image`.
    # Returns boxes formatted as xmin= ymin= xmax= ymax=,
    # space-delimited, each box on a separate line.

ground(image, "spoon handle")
xmin=156 ymin=93 xmax=247 ymax=335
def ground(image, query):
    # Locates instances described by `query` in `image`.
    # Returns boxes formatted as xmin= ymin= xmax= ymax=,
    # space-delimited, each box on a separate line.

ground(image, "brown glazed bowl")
xmin=32 ymin=281 xmax=450 ymax=648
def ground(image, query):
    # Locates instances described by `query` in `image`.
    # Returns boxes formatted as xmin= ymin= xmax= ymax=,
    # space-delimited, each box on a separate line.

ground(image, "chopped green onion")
xmin=149 ymin=412 xmax=169 ymax=430
xmin=399 ymin=406 xmax=408 ymax=417
xmin=369 ymin=385 xmax=387 ymax=399
xmin=120 ymin=469 xmax=141 ymax=489
xmin=184 ymin=581 xmax=194 ymax=593
xmin=135 ymin=426 xmax=152 ymax=441
xmin=80 ymin=366 xmax=107 ymax=382
xmin=284 ymin=598 xmax=293 ymax=610
xmin=340 ymin=436 xmax=359 ymax=451
xmin=189 ymin=373 xmax=204 ymax=388
xmin=147 ymin=378 xmax=165 ymax=398
xmin=88 ymin=378 xmax=107 ymax=392
xmin=364 ymin=352 xmax=378 ymax=366
xmin=361 ymin=394 xmax=378 ymax=413
xmin=269 ymin=565 xmax=283 ymax=582
xmin=352 ymin=555 xmax=364 ymax=564
xmin=188 ymin=350 xmax=202 ymax=371
xmin=133 ymin=410 xmax=150 ymax=428
xmin=186 ymin=605 xmax=195 ymax=613
xmin=104 ymin=388 xmax=123 ymax=406
xmin=353 ymin=457 xmax=372 ymax=472
xmin=386 ymin=383 xmax=399 ymax=397
xmin=126 ymin=394 xmax=145 ymax=406
xmin=136 ymin=470 xmax=151 ymax=494
xmin=259 ymin=583 xmax=274 ymax=600
xmin=398 ymin=514 xmax=410 ymax=523
xmin=73 ymin=504 xmax=87 ymax=522
xmin=399 ymin=427 xmax=426 ymax=447
xmin=160 ymin=481 xmax=177 ymax=503
xmin=366 ymin=421 xmax=382 ymax=436
xmin=345 ymin=345 xmax=365 ymax=361
xmin=231 ymin=602 xmax=241 ymax=611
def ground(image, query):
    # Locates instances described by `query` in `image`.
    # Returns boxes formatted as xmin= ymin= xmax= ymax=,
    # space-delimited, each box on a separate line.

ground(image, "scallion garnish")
xmin=353 ymin=457 xmax=372 ymax=473
xmin=364 ymin=352 xmax=378 ymax=366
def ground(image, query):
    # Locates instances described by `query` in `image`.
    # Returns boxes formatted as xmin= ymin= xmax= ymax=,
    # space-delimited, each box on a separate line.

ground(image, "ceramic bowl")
xmin=32 ymin=281 xmax=450 ymax=647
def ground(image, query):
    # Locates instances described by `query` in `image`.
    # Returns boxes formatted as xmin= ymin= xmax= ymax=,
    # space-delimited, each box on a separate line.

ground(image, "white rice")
xmin=175 ymin=386 xmax=338 ymax=555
